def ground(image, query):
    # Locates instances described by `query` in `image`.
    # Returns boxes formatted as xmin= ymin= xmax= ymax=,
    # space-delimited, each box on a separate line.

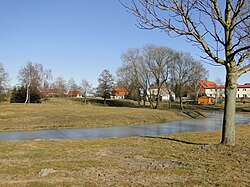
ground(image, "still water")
xmin=0 ymin=111 xmax=249 ymax=141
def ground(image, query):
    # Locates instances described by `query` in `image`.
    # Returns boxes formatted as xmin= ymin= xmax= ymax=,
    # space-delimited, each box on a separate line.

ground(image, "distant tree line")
xmin=0 ymin=45 xmax=207 ymax=107
xmin=116 ymin=44 xmax=208 ymax=110
xmin=0 ymin=61 xmax=94 ymax=103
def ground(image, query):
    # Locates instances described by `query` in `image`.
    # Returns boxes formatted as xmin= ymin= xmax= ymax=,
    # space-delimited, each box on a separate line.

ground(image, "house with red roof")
xmin=111 ymin=88 xmax=129 ymax=99
xmin=186 ymin=80 xmax=250 ymax=103
xmin=199 ymin=80 xmax=250 ymax=99
xmin=198 ymin=80 xmax=217 ymax=95
xmin=45 ymin=89 xmax=66 ymax=97
xmin=67 ymin=90 xmax=82 ymax=98
xmin=184 ymin=80 xmax=216 ymax=99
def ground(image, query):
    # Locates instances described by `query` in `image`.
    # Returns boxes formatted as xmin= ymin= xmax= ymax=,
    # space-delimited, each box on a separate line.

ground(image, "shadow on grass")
xmin=87 ymin=98 xmax=140 ymax=108
xmin=70 ymin=97 xmax=140 ymax=108
xmin=143 ymin=136 xmax=209 ymax=145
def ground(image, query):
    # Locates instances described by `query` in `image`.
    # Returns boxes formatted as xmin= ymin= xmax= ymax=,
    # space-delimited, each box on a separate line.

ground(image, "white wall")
xmin=147 ymin=88 xmax=175 ymax=101
xmin=236 ymin=88 xmax=250 ymax=98
xmin=205 ymin=87 xmax=250 ymax=98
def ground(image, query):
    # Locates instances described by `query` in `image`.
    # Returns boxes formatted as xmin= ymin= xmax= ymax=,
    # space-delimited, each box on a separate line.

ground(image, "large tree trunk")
xmin=84 ymin=96 xmax=87 ymax=104
xmin=179 ymin=96 xmax=183 ymax=111
xmin=137 ymin=88 xmax=141 ymax=107
xmin=195 ymin=91 xmax=199 ymax=104
xmin=148 ymin=93 xmax=155 ymax=109
xmin=168 ymin=96 xmax=172 ymax=109
xmin=156 ymin=87 xmax=161 ymax=109
xmin=143 ymin=90 xmax=147 ymax=108
xmin=165 ymin=84 xmax=172 ymax=108
xmin=104 ymin=97 xmax=107 ymax=106
xmin=221 ymin=71 xmax=238 ymax=145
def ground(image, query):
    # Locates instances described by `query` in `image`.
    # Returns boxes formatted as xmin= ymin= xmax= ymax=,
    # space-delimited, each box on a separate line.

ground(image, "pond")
xmin=0 ymin=111 xmax=249 ymax=141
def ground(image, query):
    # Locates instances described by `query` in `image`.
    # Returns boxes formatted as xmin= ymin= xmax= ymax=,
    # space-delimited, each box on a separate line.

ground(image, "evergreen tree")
xmin=10 ymin=87 xmax=41 ymax=103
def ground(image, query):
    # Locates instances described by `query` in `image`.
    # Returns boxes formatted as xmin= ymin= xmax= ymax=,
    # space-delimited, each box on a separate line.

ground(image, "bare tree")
xmin=96 ymin=69 xmax=114 ymax=106
xmin=50 ymin=76 xmax=67 ymax=97
xmin=116 ymin=65 xmax=133 ymax=89
xmin=123 ymin=0 xmax=250 ymax=145
xmin=67 ymin=77 xmax=78 ymax=91
xmin=39 ymin=67 xmax=53 ymax=93
xmin=118 ymin=48 xmax=157 ymax=107
xmin=187 ymin=62 xmax=209 ymax=102
xmin=137 ymin=58 xmax=154 ymax=107
xmin=19 ymin=61 xmax=52 ymax=103
xmin=171 ymin=52 xmax=198 ymax=110
xmin=0 ymin=63 xmax=9 ymax=94
xmin=19 ymin=61 xmax=41 ymax=104
xmin=80 ymin=79 xmax=92 ymax=104
xmin=120 ymin=48 xmax=143 ymax=106
xmin=142 ymin=45 xmax=174 ymax=108
xmin=117 ymin=61 xmax=142 ymax=101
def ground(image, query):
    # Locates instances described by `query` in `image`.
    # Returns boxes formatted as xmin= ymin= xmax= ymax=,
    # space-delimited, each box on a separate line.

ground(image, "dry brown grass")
xmin=0 ymin=98 xmax=188 ymax=131
xmin=0 ymin=125 xmax=250 ymax=186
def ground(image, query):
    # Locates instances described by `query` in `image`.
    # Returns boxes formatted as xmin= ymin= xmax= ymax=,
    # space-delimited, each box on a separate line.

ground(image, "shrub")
xmin=10 ymin=87 xmax=41 ymax=103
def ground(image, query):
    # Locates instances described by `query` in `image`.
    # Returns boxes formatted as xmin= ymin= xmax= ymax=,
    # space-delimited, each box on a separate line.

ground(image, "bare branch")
xmin=238 ymin=63 xmax=250 ymax=76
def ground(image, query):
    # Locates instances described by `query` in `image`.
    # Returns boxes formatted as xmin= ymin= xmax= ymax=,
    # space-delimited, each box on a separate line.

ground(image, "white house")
xmin=204 ymin=83 xmax=250 ymax=99
xmin=147 ymin=85 xmax=175 ymax=101
xmin=204 ymin=87 xmax=224 ymax=98
xmin=236 ymin=84 xmax=250 ymax=98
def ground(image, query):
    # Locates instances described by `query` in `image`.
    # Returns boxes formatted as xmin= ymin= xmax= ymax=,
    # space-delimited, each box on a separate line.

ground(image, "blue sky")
xmin=0 ymin=0 xmax=249 ymax=87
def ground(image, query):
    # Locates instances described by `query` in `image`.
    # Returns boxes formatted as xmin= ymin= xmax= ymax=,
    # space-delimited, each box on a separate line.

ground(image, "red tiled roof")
xmin=198 ymin=80 xmax=250 ymax=92
xmin=216 ymin=85 xmax=225 ymax=89
xmin=201 ymin=82 xmax=250 ymax=89
xmin=112 ymin=88 xmax=129 ymax=96
xmin=46 ymin=89 xmax=64 ymax=95
xmin=237 ymin=84 xmax=250 ymax=88
xmin=199 ymin=80 xmax=217 ymax=89
xmin=68 ymin=91 xmax=80 ymax=96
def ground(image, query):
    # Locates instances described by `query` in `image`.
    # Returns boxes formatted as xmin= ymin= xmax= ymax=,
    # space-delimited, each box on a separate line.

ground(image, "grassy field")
xmin=0 ymin=98 xmax=188 ymax=131
xmin=0 ymin=124 xmax=250 ymax=186
xmin=0 ymin=98 xmax=249 ymax=186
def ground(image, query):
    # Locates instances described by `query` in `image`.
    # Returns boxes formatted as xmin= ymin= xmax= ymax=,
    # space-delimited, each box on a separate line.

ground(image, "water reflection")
xmin=0 ymin=111 xmax=249 ymax=141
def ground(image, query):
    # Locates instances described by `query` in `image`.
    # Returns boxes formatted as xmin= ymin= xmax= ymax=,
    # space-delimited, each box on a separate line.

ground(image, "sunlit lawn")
xmin=0 ymin=98 xmax=188 ymax=131
xmin=0 ymin=125 xmax=250 ymax=186
xmin=0 ymin=98 xmax=249 ymax=186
